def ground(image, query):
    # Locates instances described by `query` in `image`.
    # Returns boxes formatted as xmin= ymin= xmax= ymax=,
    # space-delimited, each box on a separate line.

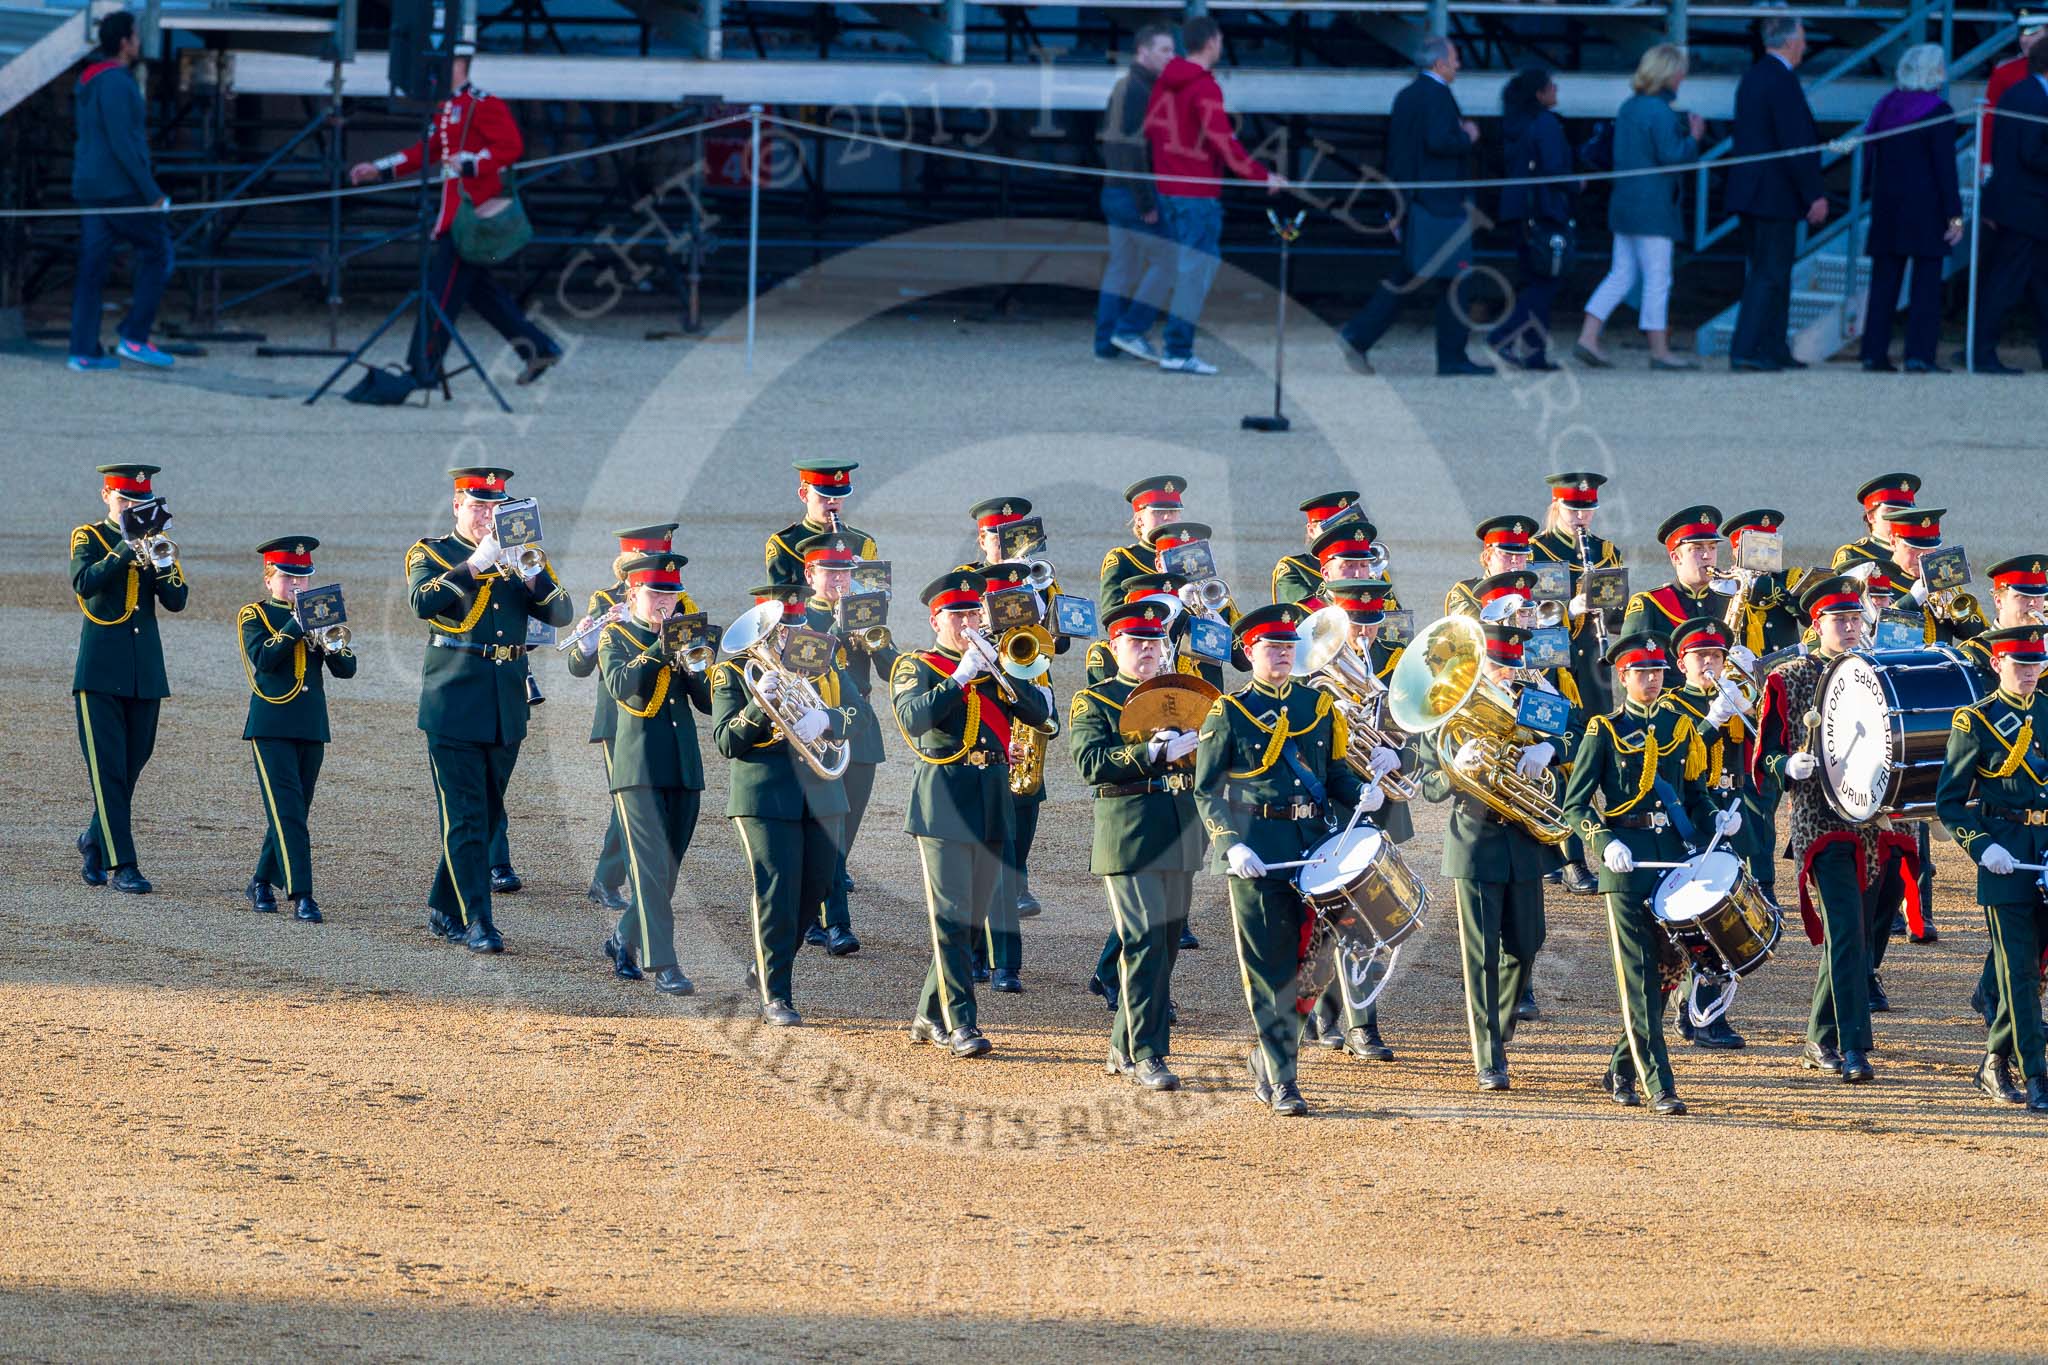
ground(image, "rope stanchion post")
xmin=1967 ymin=99 xmax=1985 ymax=375
xmin=1243 ymin=209 xmax=1304 ymax=434
xmin=747 ymin=103 xmax=763 ymax=374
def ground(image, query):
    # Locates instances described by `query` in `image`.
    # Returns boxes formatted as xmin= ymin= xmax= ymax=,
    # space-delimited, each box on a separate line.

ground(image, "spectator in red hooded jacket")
xmin=346 ymin=43 xmax=560 ymax=404
xmin=1142 ymin=17 xmax=1288 ymax=375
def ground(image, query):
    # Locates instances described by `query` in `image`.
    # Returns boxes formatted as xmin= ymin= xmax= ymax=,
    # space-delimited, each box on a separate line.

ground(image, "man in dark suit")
xmin=1968 ymin=39 xmax=2048 ymax=373
xmin=1337 ymin=35 xmax=1491 ymax=377
xmin=1726 ymin=16 xmax=1828 ymax=372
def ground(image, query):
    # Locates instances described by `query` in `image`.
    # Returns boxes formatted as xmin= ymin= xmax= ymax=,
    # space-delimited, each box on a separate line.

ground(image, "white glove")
xmin=754 ymin=672 xmax=783 ymax=705
xmin=790 ymin=708 xmax=830 ymax=745
xmin=1516 ymin=742 xmax=1555 ymax=779
xmin=1908 ymin=576 xmax=1929 ymax=606
xmin=1368 ymin=745 xmax=1402 ymax=779
xmin=465 ymin=533 xmax=500 ymax=573
xmin=1358 ymin=783 xmax=1386 ymax=813
xmin=1603 ymin=840 xmax=1636 ymax=874
xmin=454 ymin=151 xmax=481 ymax=178
xmin=1225 ymin=843 xmax=1268 ymax=880
xmin=1728 ymin=645 xmax=1759 ymax=675
xmin=1714 ymin=807 xmax=1743 ymax=838
xmin=951 ymin=645 xmax=984 ymax=684
xmin=1981 ymin=842 xmax=2017 ymax=876
xmin=1785 ymin=751 xmax=1819 ymax=782
xmin=1163 ymin=730 xmax=1201 ymax=763
xmin=1453 ymin=738 xmax=1488 ymax=775
xmin=1568 ymin=592 xmax=1590 ymax=619
xmin=1147 ymin=731 xmax=1174 ymax=763
xmin=1705 ymin=691 xmax=1740 ymax=729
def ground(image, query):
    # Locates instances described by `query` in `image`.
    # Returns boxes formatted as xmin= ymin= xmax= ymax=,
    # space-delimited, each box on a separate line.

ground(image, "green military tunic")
xmin=711 ymin=648 xmax=850 ymax=1007
xmin=1099 ymin=540 xmax=1158 ymax=611
xmin=891 ymin=646 xmax=1052 ymax=1034
xmin=1069 ymin=674 xmax=1204 ymax=1063
xmin=1563 ymin=699 xmax=1718 ymax=1094
xmin=1832 ymin=535 xmax=1902 ymax=579
xmin=72 ymin=517 xmax=189 ymax=873
xmin=765 ymin=519 xmax=877 ymax=587
xmin=1193 ymin=678 xmax=1364 ymax=1090
xmin=1938 ymin=687 xmax=2048 ymax=1081
xmin=406 ymin=531 xmax=573 ymax=933
xmin=1272 ymin=553 xmax=1405 ymax=612
xmin=1531 ymin=527 xmax=1622 ymax=716
xmin=238 ymin=596 xmax=357 ymax=898
xmin=805 ymin=598 xmax=895 ymax=934
xmin=1621 ymin=582 xmax=1722 ymax=660
xmin=599 ymin=616 xmax=712 ymax=972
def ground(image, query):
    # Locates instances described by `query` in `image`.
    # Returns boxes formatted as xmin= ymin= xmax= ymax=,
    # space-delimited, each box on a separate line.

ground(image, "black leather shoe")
xmin=489 ymin=864 xmax=522 ymax=894
xmin=1437 ymin=357 xmax=1494 ymax=377
xmin=971 ymin=965 xmax=991 ymax=984
xmin=841 ymin=872 xmax=856 ymax=895
xmin=1016 ymin=891 xmax=1042 ymax=919
xmin=826 ymin=927 xmax=860 ymax=956
xmin=1694 ymin=1016 xmax=1745 ymax=1050
xmin=1868 ymin=972 xmax=1891 ymax=1013
xmin=1904 ymin=358 xmax=1951 ymax=374
xmin=1861 ymin=358 xmax=1898 ymax=373
xmin=1270 ymin=1081 xmax=1308 ymax=1116
xmin=1910 ymin=922 xmax=1938 ymax=945
xmin=1105 ymin=1046 xmax=1134 ymax=1077
xmin=463 ymin=919 xmax=504 ymax=953
xmin=245 ymin=877 xmax=277 ymax=913
xmin=946 ymin=1026 xmax=991 ymax=1058
xmin=1543 ymin=868 xmax=1563 ymax=885
xmin=1600 ymin=1071 xmax=1640 ymax=1107
xmin=1133 ymin=1057 xmax=1181 ymax=1091
xmin=1561 ymin=863 xmax=1601 ymax=896
xmin=1088 ymin=974 xmax=1119 ymax=1013
xmin=1515 ymin=987 xmax=1540 ymax=1022
xmin=428 ymin=909 xmax=459 ymax=940
xmin=1247 ymin=1050 xmax=1275 ymax=1107
xmin=1889 ymin=912 xmax=1908 ymax=938
xmin=78 ymin=832 xmax=107 ymax=887
xmin=291 ymin=894 xmax=322 ymax=923
xmin=1478 ymin=1068 xmax=1510 ymax=1091
xmin=1312 ymin=1014 xmax=1346 ymax=1050
xmin=1976 ymin=1054 xmax=2025 ymax=1104
xmin=1344 ymin=1025 xmax=1394 ymax=1062
xmin=1678 ymin=1011 xmax=1696 ymax=1044
xmin=990 ymin=968 xmax=1023 ymax=993
xmin=1730 ymin=356 xmax=1781 ymax=373
xmin=1801 ymin=1041 xmax=1844 ymax=1074
xmin=1178 ymin=926 xmax=1200 ymax=950
xmin=654 ymin=967 xmax=694 ymax=996
xmin=586 ymin=881 xmax=629 ymax=912
xmin=2028 ymin=1077 xmax=2048 ymax=1113
xmin=109 ymin=866 xmax=152 ymax=894
xmin=604 ymin=933 xmax=642 ymax=981
xmin=910 ymin=1017 xmax=947 ymax=1047
xmin=1167 ymin=997 xmax=1180 ymax=1024
xmin=1841 ymin=1049 xmax=1875 ymax=1083
xmin=803 ymin=924 xmax=829 ymax=948
xmin=761 ymin=999 xmax=801 ymax=1027
xmin=1651 ymin=1089 xmax=1688 ymax=1115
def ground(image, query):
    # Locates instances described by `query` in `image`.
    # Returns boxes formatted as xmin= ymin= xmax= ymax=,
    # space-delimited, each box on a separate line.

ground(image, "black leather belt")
xmin=1984 ymin=802 xmax=2048 ymax=827
xmin=1097 ymin=774 xmax=1194 ymax=797
xmin=430 ymin=637 xmax=529 ymax=662
xmin=1608 ymin=811 xmax=1672 ymax=830
xmin=1230 ymin=798 xmax=1323 ymax=821
xmin=918 ymin=748 xmax=999 ymax=767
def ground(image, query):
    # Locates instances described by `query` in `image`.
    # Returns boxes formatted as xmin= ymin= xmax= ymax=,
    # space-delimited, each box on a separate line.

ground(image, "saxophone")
xmin=1009 ymin=715 xmax=1053 ymax=796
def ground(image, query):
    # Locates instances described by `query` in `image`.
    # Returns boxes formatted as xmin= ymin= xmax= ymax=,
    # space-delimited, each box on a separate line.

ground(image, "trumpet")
xmin=501 ymin=542 xmax=547 ymax=578
xmin=1293 ymin=605 xmax=1416 ymax=800
xmin=962 ymin=628 xmax=1019 ymax=701
xmin=1928 ymin=585 xmax=1981 ymax=627
xmin=309 ymin=623 xmax=352 ymax=654
xmin=678 ymin=635 xmax=718 ymax=674
xmin=849 ymin=624 xmax=894 ymax=652
xmin=557 ymin=602 xmax=628 ymax=652
xmin=138 ymin=533 xmax=178 ymax=572
xmin=999 ymin=623 xmax=1055 ymax=680
xmin=1026 ymin=559 xmax=1055 ymax=592
xmin=1177 ymin=577 xmax=1230 ymax=620
xmin=720 ymin=601 xmax=849 ymax=780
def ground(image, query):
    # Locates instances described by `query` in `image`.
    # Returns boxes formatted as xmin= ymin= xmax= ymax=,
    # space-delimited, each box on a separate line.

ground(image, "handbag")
xmin=1522 ymin=218 xmax=1577 ymax=279
xmin=446 ymin=98 xmax=533 ymax=265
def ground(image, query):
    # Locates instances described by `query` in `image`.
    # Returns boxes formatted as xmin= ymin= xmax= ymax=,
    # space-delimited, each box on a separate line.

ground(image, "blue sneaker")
xmin=68 ymin=354 xmax=119 ymax=372
xmin=115 ymin=339 xmax=175 ymax=369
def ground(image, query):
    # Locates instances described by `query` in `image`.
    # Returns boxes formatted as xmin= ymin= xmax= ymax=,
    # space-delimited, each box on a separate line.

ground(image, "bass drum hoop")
xmin=1818 ymin=646 xmax=1980 ymax=824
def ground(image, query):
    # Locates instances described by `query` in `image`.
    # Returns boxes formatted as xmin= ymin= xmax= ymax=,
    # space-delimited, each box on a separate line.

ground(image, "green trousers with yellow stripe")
xmin=251 ymin=738 xmax=324 ymax=897
xmin=592 ymin=741 xmax=627 ymax=894
xmin=734 ymin=812 xmax=842 ymax=1007
xmin=613 ymin=785 xmax=700 ymax=972
xmin=1229 ymin=874 xmax=1308 ymax=1088
xmin=76 ymin=691 xmax=158 ymax=872
xmin=915 ymin=835 xmax=1000 ymax=1034
xmin=1105 ymin=871 xmax=1189 ymax=1063
xmin=1453 ymin=877 xmax=1545 ymax=1076
xmin=427 ymin=737 xmax=518 ymax=929
xmin=1605 ymin=891 xmax=1675 ymax=1093
xmin=1984 ymin=900 xmax=2048 ymax=1081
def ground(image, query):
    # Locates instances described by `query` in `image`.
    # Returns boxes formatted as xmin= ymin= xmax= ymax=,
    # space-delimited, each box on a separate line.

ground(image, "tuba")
xmin=1386 ymin=614 xmax=1572 ymax=844
xmin=719 ymin=601 xmax=850 ymax=780
xmin=1292 ymin=605 xmax=1416 ymax=801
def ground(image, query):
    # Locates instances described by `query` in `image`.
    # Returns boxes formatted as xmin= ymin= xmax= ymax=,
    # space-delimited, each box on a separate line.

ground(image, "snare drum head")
xmin=1297 ymin=828 xmax=1382 ymax=897
xmin=1652 ymin=851 xmax=1743 ymax=925
xmin=1820 ymin=654 xmax=1893 ymax=825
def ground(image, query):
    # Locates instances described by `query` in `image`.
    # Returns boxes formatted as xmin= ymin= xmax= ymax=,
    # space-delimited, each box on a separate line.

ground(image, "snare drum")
xmin=1651 ymin=850 xmax=1782 ymax=981
xmin=1818 ymin=647 xmax=1985 ymax=822
xmin=1296 ymin=827 xmax=1428 ymax=951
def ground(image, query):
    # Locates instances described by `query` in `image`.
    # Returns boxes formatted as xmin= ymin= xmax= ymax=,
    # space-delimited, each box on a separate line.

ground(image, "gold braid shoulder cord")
xmin=72 ymin=525 xmax=141 ymax=627
xmin=607 ymin=621 xmax=673 ymax=718
xmin=237 ymin=603 xmax=308 ymax=705
xmin=891 ymin=655 xmax=983 ymax=765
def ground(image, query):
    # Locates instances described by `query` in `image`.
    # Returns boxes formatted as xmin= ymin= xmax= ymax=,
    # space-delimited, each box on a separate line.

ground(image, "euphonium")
xmin=1385 ymin=614 xmax=1572 ymax=844
xmin=719 ymin=601 xmax=850 ymax=780
xmin=1292 ymin=604 xmax=1416 ymax=801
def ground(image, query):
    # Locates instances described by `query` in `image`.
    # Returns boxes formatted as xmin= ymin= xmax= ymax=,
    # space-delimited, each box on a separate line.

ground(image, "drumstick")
xmin=1271 ymin=786 xmax=1383 ymax=876
xmin=1630 ymin=860 xmax=1692 ymax=870
xmin=1264 ymin=858 xmax=1323 ymax=871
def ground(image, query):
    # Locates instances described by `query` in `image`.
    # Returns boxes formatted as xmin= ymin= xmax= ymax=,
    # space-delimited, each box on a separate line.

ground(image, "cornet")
xmin=501 ymin=542 xmax=547 ymax=578
xmin=309 ymin=623 xmax=352 ymax=654
xmin=849 ymin=624 xmax=894 ymax=652
xmin=1177 ymin=577 xmax=1230 ymax=619
xmin=1025 ymin=559 xmax=1056 ymax=592
xmin=140 ymin=534 xmax=178 ymax=572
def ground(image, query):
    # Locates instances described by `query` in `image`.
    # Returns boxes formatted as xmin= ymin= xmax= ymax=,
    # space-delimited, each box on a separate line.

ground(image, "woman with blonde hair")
xmin=1574 ymin=44 xmax=1705 ymax=369
xmin=1859 ymin=43 xmax=1963 ymax=372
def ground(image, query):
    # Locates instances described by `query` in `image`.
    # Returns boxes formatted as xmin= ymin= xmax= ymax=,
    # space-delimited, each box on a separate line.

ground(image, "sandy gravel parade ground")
xmin=4 ymin=263 xmax=2047 ymax=1361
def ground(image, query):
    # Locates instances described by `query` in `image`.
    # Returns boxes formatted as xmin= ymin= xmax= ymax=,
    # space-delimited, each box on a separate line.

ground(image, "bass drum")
xmin=1818 ymin=647 xmax=1985 ymax=823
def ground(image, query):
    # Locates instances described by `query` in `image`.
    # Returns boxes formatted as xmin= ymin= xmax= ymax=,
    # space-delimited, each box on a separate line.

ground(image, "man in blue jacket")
xmin=1725 ymin=15 xmax=1828 ymax=372
xmin=68 ymin=11 xmax=176 ymax=373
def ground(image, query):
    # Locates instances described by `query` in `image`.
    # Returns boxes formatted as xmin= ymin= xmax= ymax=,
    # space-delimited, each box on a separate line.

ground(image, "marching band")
xmin=64 ymin=459 xmax=2048 ymax=1119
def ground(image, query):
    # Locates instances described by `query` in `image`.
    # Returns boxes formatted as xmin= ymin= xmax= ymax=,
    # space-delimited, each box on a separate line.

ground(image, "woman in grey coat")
xmin=1574 ymin=44 xmax=1705 ymax=369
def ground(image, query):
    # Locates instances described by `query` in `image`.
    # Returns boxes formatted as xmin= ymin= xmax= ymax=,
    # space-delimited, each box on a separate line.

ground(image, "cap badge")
xmin=1143 ymin=606 xmax=1158 ymax=620
xmin=293 ymin=543 xmax=305 ymax=554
